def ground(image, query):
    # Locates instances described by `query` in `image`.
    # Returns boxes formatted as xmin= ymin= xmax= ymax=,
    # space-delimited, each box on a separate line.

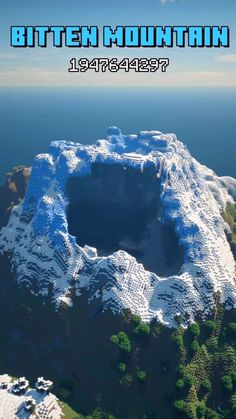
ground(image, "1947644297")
xmin=68 ymin=57 xmax=170 ymax=73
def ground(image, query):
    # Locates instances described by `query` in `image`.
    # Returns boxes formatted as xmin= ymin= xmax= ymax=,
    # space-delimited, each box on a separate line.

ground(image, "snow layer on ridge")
xmin=0 ymin=127 xmax=236 ymax=327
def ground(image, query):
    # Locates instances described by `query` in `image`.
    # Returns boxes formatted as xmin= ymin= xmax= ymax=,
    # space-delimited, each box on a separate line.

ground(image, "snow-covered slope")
xmin=0 ymin=127 xmax=236 ymax=326
xmin=0 ymin=375 xmax=62 ymax=418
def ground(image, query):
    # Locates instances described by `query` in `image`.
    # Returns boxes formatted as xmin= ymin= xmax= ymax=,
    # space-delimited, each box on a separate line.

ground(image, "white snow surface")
xmin=0 ymin=127 xmax=236 ymax=327
xmin=0 ymin=375 xmax=63 ymax=418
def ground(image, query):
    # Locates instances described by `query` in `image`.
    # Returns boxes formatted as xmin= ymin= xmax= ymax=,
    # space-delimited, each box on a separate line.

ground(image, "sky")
xmin=0 ymin=0 xmax=236 ymax=87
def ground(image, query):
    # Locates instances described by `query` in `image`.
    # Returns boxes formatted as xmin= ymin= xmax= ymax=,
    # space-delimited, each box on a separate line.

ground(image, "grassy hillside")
xmin=0 ymin=256 xmax=236 ymax=419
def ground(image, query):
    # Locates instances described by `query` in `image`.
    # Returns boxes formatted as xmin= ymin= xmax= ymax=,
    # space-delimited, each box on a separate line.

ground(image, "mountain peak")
xmin=0 ymin=128 xmax=236 ymax=327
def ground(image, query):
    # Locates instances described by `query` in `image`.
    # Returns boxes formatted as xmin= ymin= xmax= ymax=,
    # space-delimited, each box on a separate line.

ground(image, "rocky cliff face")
xmin=0 ymin=166 xmax=31 ymax=229
xmin=0 ymin=128 xmax=236 ymax=326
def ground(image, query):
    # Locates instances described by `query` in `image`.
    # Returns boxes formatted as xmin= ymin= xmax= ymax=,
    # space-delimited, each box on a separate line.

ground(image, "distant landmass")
xmin=0 ymin=166 xmax=31 ymax=229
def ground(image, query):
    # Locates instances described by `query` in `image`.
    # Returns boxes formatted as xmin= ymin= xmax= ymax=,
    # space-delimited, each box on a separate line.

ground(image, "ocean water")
xmin=0 ymin=87 xmax=235 ymax=183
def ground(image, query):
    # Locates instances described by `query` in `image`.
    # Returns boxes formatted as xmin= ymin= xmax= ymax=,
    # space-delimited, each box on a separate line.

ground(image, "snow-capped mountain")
xmin=0 ymin=127 xmax=236 ymax=326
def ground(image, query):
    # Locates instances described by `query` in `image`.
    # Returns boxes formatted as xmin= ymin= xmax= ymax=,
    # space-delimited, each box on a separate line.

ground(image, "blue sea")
xmin=0 ymin=87 xmax=235 ymax=183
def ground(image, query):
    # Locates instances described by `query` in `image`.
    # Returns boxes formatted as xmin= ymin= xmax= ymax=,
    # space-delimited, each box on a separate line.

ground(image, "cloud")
xmin=184 ymin=71 xmax=227 ymax=78
xmin=160 ymin=0 xmax=186 ymax=4
xmin=0 ymin=67 xmax=235 ymax=88
xmin=215 ymin=54 xmax=236 ymax=63
xmin=0 ymin=52 xmax=18 ymax=60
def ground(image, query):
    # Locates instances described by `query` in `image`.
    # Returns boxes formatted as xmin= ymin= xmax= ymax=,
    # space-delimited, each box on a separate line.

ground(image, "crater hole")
xmin=66 ymin=163 xmax=184 ymax=276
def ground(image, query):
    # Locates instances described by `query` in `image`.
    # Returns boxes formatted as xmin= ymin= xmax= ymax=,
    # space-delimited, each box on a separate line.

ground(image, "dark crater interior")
xmin=66 ymin=163 xmax=184 ymax=276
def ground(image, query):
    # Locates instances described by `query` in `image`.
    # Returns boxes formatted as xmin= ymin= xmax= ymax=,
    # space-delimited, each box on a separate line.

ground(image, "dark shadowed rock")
xmin=0 ymin=166 xmax=31 ymax=228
